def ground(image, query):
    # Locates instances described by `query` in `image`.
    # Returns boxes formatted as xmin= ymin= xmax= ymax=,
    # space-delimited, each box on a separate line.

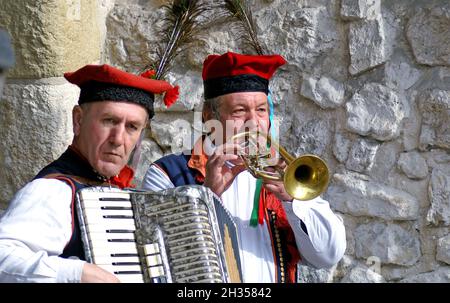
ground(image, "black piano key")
xmin=101 ymin=206 xmax=133 ymax=210
xmin=107 ymin=239 xmax=136 ymax=242
xmin=106 ymin=229 xmax=135 ymax=233
xmin=99 ymin=197 xmax=130 ymax=201
xmin=110 ymin=253 xmax=139 ymax=257
xmin=102 ymin=215 xmax=134 ymax=219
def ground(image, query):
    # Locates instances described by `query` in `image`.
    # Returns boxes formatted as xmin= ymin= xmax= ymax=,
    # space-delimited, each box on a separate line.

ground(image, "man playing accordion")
xmin=0 ymin=64 xmax=178 ymax=282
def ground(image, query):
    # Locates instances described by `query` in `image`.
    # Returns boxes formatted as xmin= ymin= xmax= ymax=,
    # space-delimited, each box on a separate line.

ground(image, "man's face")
xmin=215 ymin=91 xmax=270 ymax=143
xmin=73 ymin=101 xmax=148 ymax=178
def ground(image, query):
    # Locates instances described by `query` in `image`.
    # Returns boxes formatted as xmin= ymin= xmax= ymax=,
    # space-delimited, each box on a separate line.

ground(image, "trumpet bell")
xmin=284 ymin=155 xmax=330 ymax=201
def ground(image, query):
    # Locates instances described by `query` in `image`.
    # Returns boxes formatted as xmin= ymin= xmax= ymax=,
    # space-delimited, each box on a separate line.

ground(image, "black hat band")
xmin=79 ymin=81 xmax=155 ymax=118
xmin=203 ymin=74 xmax=269 ymax=99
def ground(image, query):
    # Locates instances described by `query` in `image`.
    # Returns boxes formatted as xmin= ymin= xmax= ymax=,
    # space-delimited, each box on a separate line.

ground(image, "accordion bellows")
xmin=76 ymin=185 xmax=242 ymax=283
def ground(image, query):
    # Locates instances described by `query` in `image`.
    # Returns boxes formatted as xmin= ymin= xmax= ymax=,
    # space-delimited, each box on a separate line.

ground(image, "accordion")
xmin=76 ymin=185 xmax=242 ymax=283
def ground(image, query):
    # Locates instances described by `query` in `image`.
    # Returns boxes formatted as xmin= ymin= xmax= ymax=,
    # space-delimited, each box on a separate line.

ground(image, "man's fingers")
xmin=231 ymin=164 xmax=246 ymax=175
xmin=207 ymin=153 xmax=240 ymax=168
xmin=214 ymin=143 xmax=243 ymax=156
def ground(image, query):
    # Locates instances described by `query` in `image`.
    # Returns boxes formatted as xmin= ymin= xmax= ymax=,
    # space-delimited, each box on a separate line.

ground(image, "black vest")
xmin=34 ymin=147 xmax=108 ymax=260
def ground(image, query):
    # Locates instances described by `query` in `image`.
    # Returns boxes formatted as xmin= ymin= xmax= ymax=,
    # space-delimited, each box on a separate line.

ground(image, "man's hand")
xmin=261 ymin=159 xmax=294 ymax=202
xmin=263 ymin=179 xmax=293 ymax=202
xmin=81 ymin=262 xmax=121 ymax=283
xmin=204 ymin=143 xmax=246 ymax=197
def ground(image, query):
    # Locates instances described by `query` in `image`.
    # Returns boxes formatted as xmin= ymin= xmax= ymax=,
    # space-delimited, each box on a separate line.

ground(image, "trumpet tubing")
xmin=230 ymin=131 xmax=330 ymax=201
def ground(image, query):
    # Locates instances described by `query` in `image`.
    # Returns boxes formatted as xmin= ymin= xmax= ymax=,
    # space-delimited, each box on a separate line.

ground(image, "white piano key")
xmin=88 ymin=232 xmax=136 ymax=242
xmin=93 ymin=255 xmax=141 ymax=265
xmin=143 ymin=243 xmax=160 ymax=255
xmin=145 ymin=254 xmax=162 ymax=267
xmin=84 ymin=209 xmax=134 ymax=219
xmin=90 ymin=241 xmax=139 ymax=255
xmin=98 ymin=264 xmax=142 ymax=274
xmin=79 ymin=191 xmax=131 ymax=201
xmin=84 ymin=214 xmax=136 ymax=229
xmin=148 ymin=265 xmax=165 ymax=278
xmin=85 ymin=221 xmax=136 ymax=232
xmin=117 ymin=274 xmax=144 ymax=283
xmin=82 ymin=200 xmax=132 ymax=209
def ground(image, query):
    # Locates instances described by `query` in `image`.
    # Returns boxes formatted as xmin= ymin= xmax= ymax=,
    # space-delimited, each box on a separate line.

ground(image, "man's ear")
xmin=72 ymin=105 xmax=83 ymax=136
xmin=202 ymin=106 xmax=214 ymax=123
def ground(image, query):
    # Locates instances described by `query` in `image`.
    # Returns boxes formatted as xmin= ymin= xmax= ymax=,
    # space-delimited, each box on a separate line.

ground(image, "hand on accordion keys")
xmin=81 ymin=262 xmax=121 ymax=283
xmin=77 ymin=186 xmax=243 ymax=283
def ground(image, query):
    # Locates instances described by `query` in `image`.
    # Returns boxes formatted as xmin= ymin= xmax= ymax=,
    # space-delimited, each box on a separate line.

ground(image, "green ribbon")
xmin=250 ymin=178 xmax=263 ymax=227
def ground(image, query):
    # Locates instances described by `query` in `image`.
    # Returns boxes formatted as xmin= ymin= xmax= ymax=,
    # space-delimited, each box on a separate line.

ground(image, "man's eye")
xmin=257 ymin=108 xmax=267 ymax=112
xmin=127 ymin=124 xmax=138 ymax=131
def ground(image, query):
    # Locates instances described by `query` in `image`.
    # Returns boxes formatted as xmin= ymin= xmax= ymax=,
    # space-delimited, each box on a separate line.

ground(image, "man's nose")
xmin=245 ymin=112 xmax=259 ymax=130
xmin=109 ymin=124 xmax=125 ymax=146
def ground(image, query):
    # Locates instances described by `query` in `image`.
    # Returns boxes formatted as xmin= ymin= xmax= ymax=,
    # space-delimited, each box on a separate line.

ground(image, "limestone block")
xmin=276 ymin=5 xmax=339 ymax=68
xmin=400 ymin=267 xmax=450 ymax=283
xmin=0 ymin=79 xmax=79 ymax=207
xmin=345 ymin=138 xmax=379 ymax=173
xmin=297 ymin=264 xmax=334 ymax=283
xmin=426 ymin=165 xmax=450 ymax=226
xmin=406 ymin=5 xmax=450 ymax=66
xmin=134 ymin=139 xmax=163 ymax=188
xmin=348 ymin=17 xmax=386 ymax=75
xmin=150 ymin=112 xmax=196 ymax=154
xmin=329 ymin=171 xmax=419 ymax=220
xmin=333 ymin=132 xmax=352 ymax=163
xmin=289 ymin=116 xmax=332 ymax=156
xmin=417 ymin=89 xmax=450 ymax=151
xmin=0 ymin=0 xmax=101 ymax=78
xmin=300 ymin=76 xmax=345 ymax=109
xmin=340 ymin=266 xmax=385 ymax=283
xmin=397 ymin=151 xmax=428 ymax=180
xmin=346 ymin=83 xmax=404 ymax=141
xmin=340 ymin=0 xmax=380 ymax=21
xmin=436 ymin=234 xmax=450 ymax=265
xmin=384 ymin=52 xmax=422 ymax=90
xmin=354 ymin=223 xmax=421 ymax=266
xmin=105 ymin=3 xmax=162 ymax=71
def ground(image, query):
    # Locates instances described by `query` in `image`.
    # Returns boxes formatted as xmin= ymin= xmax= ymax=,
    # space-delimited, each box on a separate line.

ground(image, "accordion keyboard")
xmin=78 ymin=190 xmax=145 ymax=283
xmin=77 ymin=186 xmax=242 ymax=283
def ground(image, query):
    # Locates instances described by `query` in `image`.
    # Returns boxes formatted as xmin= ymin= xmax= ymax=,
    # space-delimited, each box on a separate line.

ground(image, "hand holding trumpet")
xmin=205 ymin=131 xmax=330 ymax=201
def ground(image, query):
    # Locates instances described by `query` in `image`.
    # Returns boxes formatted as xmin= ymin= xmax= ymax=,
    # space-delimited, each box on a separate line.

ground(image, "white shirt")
xmin=0 ymin=178 xmax=85 ymax=283
xmin=142 ymin=155 xmax=346 ymax=283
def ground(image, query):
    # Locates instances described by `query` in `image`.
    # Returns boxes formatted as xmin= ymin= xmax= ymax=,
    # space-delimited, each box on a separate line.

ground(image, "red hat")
xmin=64 ymin=64 xmax=179 ymax=117
xmin=202 ymin=52 xmax=286 ymax=99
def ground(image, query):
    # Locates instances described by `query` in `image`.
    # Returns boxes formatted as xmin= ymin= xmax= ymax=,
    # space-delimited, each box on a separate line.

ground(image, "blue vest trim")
xmin=154 ymin=153 xmax=201 ymax=186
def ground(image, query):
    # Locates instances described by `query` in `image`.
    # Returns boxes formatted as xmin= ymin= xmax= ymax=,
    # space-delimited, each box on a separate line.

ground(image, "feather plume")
xmin=223 ymin=0 xmax=265 ymax=55
xmin=142 ymin=0 xmax=208 ymax=80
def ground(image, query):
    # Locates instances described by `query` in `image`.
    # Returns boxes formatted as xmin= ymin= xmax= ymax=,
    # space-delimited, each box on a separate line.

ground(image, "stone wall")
xmin=0 ymin=0 xmax=114 ymax=208
xmin=0 ymin=0 xmax=449 ymax=282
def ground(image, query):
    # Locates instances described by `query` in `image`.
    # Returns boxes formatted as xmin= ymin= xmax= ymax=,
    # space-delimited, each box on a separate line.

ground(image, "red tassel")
xmin=258 ymin=190 xmax=265 ymax=225
xmin=163 ymin=85 xmax=179 ymax=108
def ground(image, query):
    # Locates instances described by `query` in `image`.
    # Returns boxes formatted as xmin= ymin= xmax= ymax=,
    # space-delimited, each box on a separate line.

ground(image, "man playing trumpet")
xmin=142 ymin=52 xmax=346 ymax=283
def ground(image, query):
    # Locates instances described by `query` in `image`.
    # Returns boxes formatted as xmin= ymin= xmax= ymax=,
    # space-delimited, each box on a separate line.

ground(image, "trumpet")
xmin=230 ymin=131 xmax=330 ymax=201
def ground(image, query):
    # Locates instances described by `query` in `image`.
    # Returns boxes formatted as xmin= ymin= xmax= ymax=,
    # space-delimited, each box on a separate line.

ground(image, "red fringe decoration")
xmin=163 ymin=85 xmax=179 ymax=108
xmin=109 ymin=165 xmax=135 ymax=189
xmin=140 ymin=70 xmax=156 ymax=79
